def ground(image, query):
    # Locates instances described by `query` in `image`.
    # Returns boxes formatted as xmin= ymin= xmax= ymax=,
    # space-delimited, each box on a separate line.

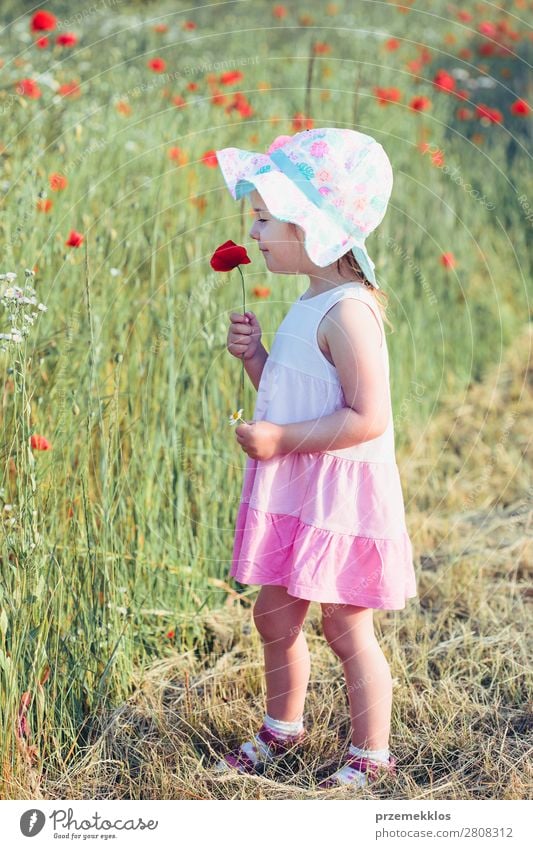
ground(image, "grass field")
xmin=0 ymin=0 xmax=531 ymax=799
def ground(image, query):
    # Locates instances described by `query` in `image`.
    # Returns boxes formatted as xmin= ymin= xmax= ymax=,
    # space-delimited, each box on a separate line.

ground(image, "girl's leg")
xmin=321 ymin=603 xmax=392 ymax=749
xmin=253 ymin=584 xmax=311 ymax=721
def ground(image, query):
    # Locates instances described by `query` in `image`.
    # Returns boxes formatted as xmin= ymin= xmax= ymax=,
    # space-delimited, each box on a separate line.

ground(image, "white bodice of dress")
xmin=253 ymin=282 xmax=396 ymax=463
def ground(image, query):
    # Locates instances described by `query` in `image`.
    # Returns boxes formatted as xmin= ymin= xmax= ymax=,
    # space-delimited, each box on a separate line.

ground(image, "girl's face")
xmin=248 ymin=190 xmax=309 ymax=275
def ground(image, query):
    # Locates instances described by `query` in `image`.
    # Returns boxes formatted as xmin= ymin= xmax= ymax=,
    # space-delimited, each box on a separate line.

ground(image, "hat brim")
xmin=215 ymin=146 xmax=380 ymax=286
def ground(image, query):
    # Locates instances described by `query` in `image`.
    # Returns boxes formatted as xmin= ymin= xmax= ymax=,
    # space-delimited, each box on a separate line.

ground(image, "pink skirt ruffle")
xmin=230 ymin=454 xmax=418 ymax=610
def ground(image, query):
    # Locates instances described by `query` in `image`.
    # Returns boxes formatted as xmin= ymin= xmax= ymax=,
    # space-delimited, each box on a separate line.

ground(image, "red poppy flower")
xmin=16 ymin=78 xmax=42 ymax=99
xmin=30 ymin=434 xmax=52 ymax=450
xmin=65 ymin=230 xmax=84 ymax=247
xmin=56 ymin=32 xmax=78 ymax=47
xmin=30 ymin=10 xmax=57 ymax=32
xmin=153 ymin=23 xmax=168 ymax=33
xmin=478 ymin=42 xmax=497 ymax=56
xmin=252 ymin=286 xmax=271 ymax=298
xmin=478 ymin=21 xmax=498 ymax=38
xmin=35 ymin=36 xmax=49 ymax=48
xmin=385 ymin=38 xmax=400 ymax=51
xmin=409 ymin=96 xmax=431 ymax=111
xmin=475 ymin=103 xmax=503 ymax=124
xmin=148 ymin=57 xmax=166 ymax=73
xmin=183 ymin=21 xmax=197 ymax=30
xmin=172 ymin=95 xmax=186 ymax=108
xmin=210 ymin=240 xmax=251 ymax=272
xmin=202 ymin=150 xmax=218 ymax=168
xmin=457 ymin=10 xmax=472 ymax=22
xmin=273 ymin=5 xmax=288 ymax=18
xmin=220 ymin=70 xmax=243 ymax=86
xmin=58 ymin=81 xmax=81 ymax=98
xmin=166 ymin=629 xmax=175 ymax=639
xmin=187 ymin=81 xmax=198 ymax=91
xmin=36 ymin=198 xmax=53 ymax=212
xmin=456 ymin=107 xmax=473 ymax=121
xmin=373 ymin=87 xmax=402 ymax=105
xmin=292 ymin=113 xmax=314 ymax=131
xmin=433 ymin=69 xmax=456 ymax=93
xmin=510 ymin=98 xmax=530 ymax=116
xmin=440 ymin=252 xmax=456 ymax=269
xmin=49 ymin=172 xmax=67 ymax=191
xmin=313 ymin=41 xmax=331 ymax=54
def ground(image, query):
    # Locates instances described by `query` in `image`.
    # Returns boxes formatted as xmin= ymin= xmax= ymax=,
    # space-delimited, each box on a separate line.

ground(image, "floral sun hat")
xmin=214 ymin=127 xmax=394 ymax=289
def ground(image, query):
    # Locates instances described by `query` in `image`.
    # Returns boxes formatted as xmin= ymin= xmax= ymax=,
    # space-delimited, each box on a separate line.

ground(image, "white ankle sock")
xmin=263 ymin=713 xmax=304 ymax=738
xmin=331 ymin=744 xmax=390 ymax=787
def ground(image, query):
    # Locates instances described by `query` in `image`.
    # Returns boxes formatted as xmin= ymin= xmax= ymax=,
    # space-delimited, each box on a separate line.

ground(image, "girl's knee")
xmin=321 ymin=604 xmax=375 ymax=659
xmin=253 ymin=590 xmax=307 ymax=644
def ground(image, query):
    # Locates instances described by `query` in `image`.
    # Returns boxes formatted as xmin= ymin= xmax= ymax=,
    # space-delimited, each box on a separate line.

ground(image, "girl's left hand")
xmin=234 ymin=420 xmax=283 ymax=460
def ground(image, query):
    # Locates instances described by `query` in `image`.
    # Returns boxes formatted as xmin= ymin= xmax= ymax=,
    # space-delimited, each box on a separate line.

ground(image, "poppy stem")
xmin=237 ymin=265 xmax=246 ymax=410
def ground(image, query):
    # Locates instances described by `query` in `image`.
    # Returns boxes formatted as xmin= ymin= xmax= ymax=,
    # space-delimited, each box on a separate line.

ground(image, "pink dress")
xmin=230 ymin=281 xmax=418 ymax=610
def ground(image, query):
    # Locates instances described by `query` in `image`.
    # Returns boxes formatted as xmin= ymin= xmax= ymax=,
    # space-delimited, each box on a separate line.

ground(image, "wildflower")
xmin=148 ymin=57 xmax=166 ymax=73
xmin=440 ymin=252 xmax=456 ymax=269
xmin=409 ymin=96 xmax=432 ymax=111
xmin=373 ymin=87 xmax=402 ymax=105
xmin=220 ymin=70 xmax=243 ymax=85
xmin=228 ymin=409 xmax=246 ymax=426
xmin=384 ymin=38 xmax=401 ymax=51
xmin=30 ymin=10 xmax=57 ymax=32
xmin=65 ymin=230 xmax=84 ymax=247
xmin=202 ymin=150 xmax=219 ymax=168
xmin=433 ymin=69 xmax=456 ymax=93
xmin=30 ymin=434 xmax=52 ymax=450
xmin=56 ymin=32 xmax=77 ymax=47
xmin=210 ymin=240 xmax=251 ymax=272
xmin=510 ymin=99 xmax=530 ymax=116
xmin=16 ymin=78 xmax=42 ymax=99
xmin=49 ymin=173 xmax=67 ymax=191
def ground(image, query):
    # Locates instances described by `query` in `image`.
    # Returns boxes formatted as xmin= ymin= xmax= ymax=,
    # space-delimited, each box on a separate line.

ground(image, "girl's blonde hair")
xmin=288 ymin=222 xmax=394 ymax=334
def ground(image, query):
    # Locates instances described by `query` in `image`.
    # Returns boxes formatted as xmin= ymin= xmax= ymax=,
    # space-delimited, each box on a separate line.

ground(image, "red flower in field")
xmin=458 ymin=48 xmax=473 ymax=60
xmin=202 ymin=150 xmax=218 ymax=168
xmin=457 ymin=10 xmax=472 ymax=22
xmin=273 ymin=5 xmax=288 ymax=18
xmin=166 ymin=629 xmax=175 ymax=639
xmin=456 ymin=107 xmax=473 ymax=120
xmin=478 ymin=42 xmax=497 ymax=56
xmin=65 ymin=230 xmax=84 ymax=248
xmin=220 ymin=70 xmax=243 ymax=86
xmin=153 ymin=23 xmax=168 ymax=33
xmin=210 ymin=89 xmax=228 ymax=106
xmin=478 ymin=21 xmax=498 ymax=38
xmin=406 ymin=59 xmax=423 ymax=74
xmin=36 ymin=198 xmax=53 ymax=212
xmin=30 ymin=434 xmax=52 ymax=450
xmin=187 ymin=82 xmax=198 ymax=91
xmin=56 ymin=32 xmax=78 ymax=47
xmin=292 ymin=113 xmax=314 ymax=131
xmin=148 ymin=57 xmax=166 ymax=73
xmin=313 ymin=41 xmax=331 ymax=54
xmin=172 ymin=95 xmax=186 ymax=108
xmin=475 ymin=103 xmax=503 ymax=124
xmin=35 ymin=36 xmax=49 ymax=48
xmin=440 ymin=252 xmax=456 ymax=269
xmin=510 ymin=98 xmax=530 ymax=116
xmin=385 ymin=37 xmax=400 ymax=51
xmin=58 ymin=81 xmax=81 ymax=98
xmin=210 ymin=240 xmax=251 ymax=272
xmin=16 ymin=78 xmax=41 ymax=99
xmin=433 ymin=69 xmax=456 ymax=93
xmin=373 ymin=87 xmax=402 ymax=105
xmin=182 ymin=20 xmax=197 ymax=30
xmin=409 ymin=96 xmax=431 ymax=111
xmin=30 ymin=10 xmax=57 ymax=31
xmin=49 ymin=172 xmax=67 ymax=191
xmin=252 ymin=286 xmax=271 ymax=298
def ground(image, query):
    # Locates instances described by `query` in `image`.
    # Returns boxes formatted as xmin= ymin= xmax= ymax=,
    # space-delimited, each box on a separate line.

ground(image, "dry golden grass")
xmin=39 ymin=324 xmax=533 ymax=800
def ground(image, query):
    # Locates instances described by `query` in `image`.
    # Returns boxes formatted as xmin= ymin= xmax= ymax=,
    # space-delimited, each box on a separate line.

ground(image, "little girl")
xmin=214 ymin=128 xmax=417 ymax=789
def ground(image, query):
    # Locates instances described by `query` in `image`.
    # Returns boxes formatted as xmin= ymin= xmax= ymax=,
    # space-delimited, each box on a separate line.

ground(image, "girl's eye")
xmin=257 ymin=219 xmax=267 ymax=223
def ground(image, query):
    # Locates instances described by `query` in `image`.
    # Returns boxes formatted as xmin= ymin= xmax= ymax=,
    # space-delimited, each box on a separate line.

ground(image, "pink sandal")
xmin=214 ymin=724 xmax=306 ymax=775
xmin=318 ymin=753 xmax=397 ymax=789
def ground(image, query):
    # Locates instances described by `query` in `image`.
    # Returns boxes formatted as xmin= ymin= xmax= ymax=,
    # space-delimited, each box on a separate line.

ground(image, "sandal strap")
xmin=256 ymin=724 xmax=305 ymax=755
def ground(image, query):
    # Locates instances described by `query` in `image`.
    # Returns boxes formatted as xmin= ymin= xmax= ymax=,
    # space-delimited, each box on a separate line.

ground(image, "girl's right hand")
xmin=227 ymin=311 xmax=262 ymax=361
